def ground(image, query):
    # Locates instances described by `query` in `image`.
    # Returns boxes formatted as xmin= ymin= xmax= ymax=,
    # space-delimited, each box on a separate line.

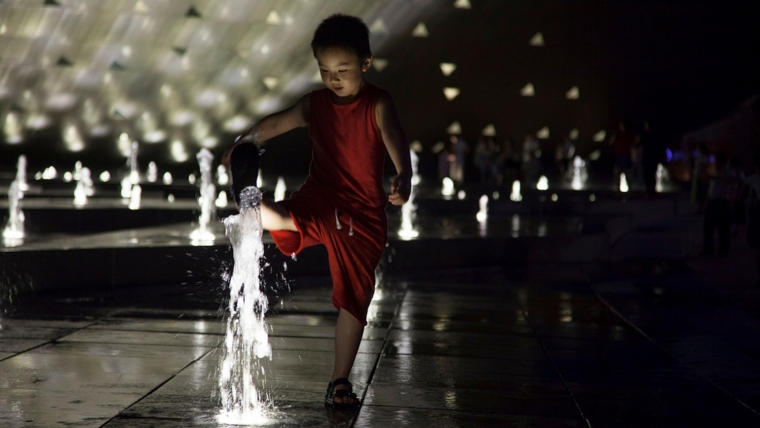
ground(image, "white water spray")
xmin=129 ymin=184 xmax=141 ymax=210
xmin=441 ymin=177 xmax=455 ymax=196
xmin=619 ymin=172 xmax=629 ymax=193
xmin=3 ymin=179 xmax=24 ymax=240
xmin=128 ymin=140 xmax=140 ymax=185
xmin=147 ymin=161 xmax=158 ymax=183
xmin=536 ymin=175 xmax=549 ymax=191
xmin=16 ymin=155 xmax=28 ymax=192
xmin=74 ymin=167 xmax=93 ymax=206
xmin=218 ymin=186 xmax=273 ymax=425
xmin=274 ymin=177 xmax=286 ymax=202
xmin=190 ymin=149 xmax=216 ymax=241
xmin=476 ymin=194 xmax=488 ymax=222
xmin=510 ymin=180 xmax=522 ymax=202
xmin=570 ymin=156 xmax=587 ymax=191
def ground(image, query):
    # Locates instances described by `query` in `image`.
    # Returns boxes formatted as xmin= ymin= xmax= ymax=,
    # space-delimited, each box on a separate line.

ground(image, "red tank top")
xmin=305 ymin=84 xmax=387 ymax=211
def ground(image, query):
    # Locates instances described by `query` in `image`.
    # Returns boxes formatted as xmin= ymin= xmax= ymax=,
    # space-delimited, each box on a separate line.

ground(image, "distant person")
xmin=222 ymin=14 xmax=411 ymax=407
xmin=743 ymin=152 xmax=760 ymax=285
xmin=610 ymin=121 xmax=636 ymax=190
xmin=474 ymin=135 xmax=498 ymax=185
xmin=555 ymin=135 xmax=576 ymax=181
xmin=449 ymin=134 xmax=468 ymax=183
xmin=495 ymin=136 xmax=519 ymax=186
xmin=702 ymin=152 xmax=737 ymax=256
xmin=691 ymin=143 xmax=710 ymax=213
xmin=640 ymin=120 xmax=666 ymax=194
xmin=522 ymin=132 xmax=541 ymax=186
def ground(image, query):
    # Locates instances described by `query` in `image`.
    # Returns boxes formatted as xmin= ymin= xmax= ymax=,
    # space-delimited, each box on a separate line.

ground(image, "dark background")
xmin=2 ymin=0 xmax=759 ymax=179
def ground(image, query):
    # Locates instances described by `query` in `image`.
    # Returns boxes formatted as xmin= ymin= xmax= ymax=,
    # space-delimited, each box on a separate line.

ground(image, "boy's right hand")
xmin=388 ymin=175 xmax=411 ymax=206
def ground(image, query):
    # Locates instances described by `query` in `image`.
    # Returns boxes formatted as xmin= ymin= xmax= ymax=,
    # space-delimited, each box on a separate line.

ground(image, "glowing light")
xmin=134 ymin=0 xmax=149 ymax=13
xmin=443 ymin=87 xmax=460 ymax=100
xmin=26 ymin=114 xmax=51 ymax=129
xmin=144 ymin=130 xmax=166 ymax=143
xmin=530 ymin=32 xmax=545 ymax=46
xmin=163 ymin=172 xmax=173 ymax=185
xmin=170 ymin=110 xmax=196 ymax=126
xmin=442 ymin=177 xmax=455 ymax=196
xmin=42 ymin=166 xmax=57 ymax=180
xmin=457 ymin=190 xmax=466 ymax=200
xmin=447 ymin=121 xmax=462 ymax=135
xmin=569 ymin=128 xmax=579 ymax=140
xmin=482 ymin=124 xmax=496 ymax=136
xmin=476 ymin=195 xmax=488 ymax=222
xmin=223 ymin=115 xmax=251 ymax=133
xmin=537 ymin=175 xmax=549 ymax=190
xmin=373 ymin=58 xmax=388 ymax=72
xmin=520 ymin=83 xmax=535 ymax=97
xmin=589 ymin=149 xmax=601 ymax=161
xmin=274 ymin=176 xmax=286 ymax=202
xmin=593 ymin=130 xmax=607 ymax=142
xmin=260 ymin=45 xmax=270 ymax=54
xmin=265 ymin=10 xmax=282 ymax=25
xmin=656 ymin=163 xmax=669 ymax=193
xmin=171 ymin=141 xmax=188 ymax=162
xmin=167 ymin=194 xmax=175 ymax=202
xmin=188 ymin=173 xmax=196 ymax=185
xmin=551 ymin=193 xmax=558 ymax=201
xmin=161 ymin=84 xmax=172 ymax=97
xmin=122 ymin=46 xmax=132 ymax=57
xmin=570 ymin=156 xmax=587 ymax=190
xmin=212 ymin=166 xmax=228 ymax=188
xmin=147 ymin=161 xmax=158 ymax=183
xmin=589 ymin=194 xmax=596 ymax=201
xmin=565 ymin=86 xmax=579 ymax=99
xmin=99 ymin=171 xmax=111 ymax=182
xmin=370 ymin=19 xmax=388 ymax=34
xmin=256 ymin=171 xmax=262 ymax=188
xmin=619 ymin=173 xmax=629 ymax=193
xmin=439 ymin=62 xmax=456 ymax=76
xmin=120 ymin=176 xmax=132 ymax=198
xmin=201 ymin=136 xmax=219 ymax=148
xmin=454 ymin=0 xmax=472 ymax=9
xmin=412 ymin=22 xmax=429 ymax=37
xmin=536 ymin=127 xmax=549 ymax=139
xmin=510 ymin=181 xmax=522 ymax=201
xmin=64 ymin=125 xmax=85 ymax=152
xmin=215 ymin=190 xmax=228 ymax=208
xmin=4 ymin=112 xmax=23 ymax=144
xmin=46 ymin=93 xmax=78 ymax=110
xmin=492 ymin=191 xmax=500 ymax=200
xmin=63 ymin=172 xmax=73 ymax=182
xmin=129 ymin=184 xmax=141 ymax=210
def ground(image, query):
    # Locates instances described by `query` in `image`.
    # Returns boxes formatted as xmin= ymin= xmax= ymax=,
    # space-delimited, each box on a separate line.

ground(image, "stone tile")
xmin=91 ymin=318 xmax=225 ymax=335
xmin=364 ymin=384 xmax=579 ymax=417
xmin=30 ymin=341 xmax=212 ymax=360
xmin=59 ymin=329 xmax=222 ymax=347
xmin=0 ymin=352 xmax=16 ymax=360
xmin=268 ymin=324 xmax=388 ymax=341
xmin=0 ymin=338 xmax=50 ymax=353
xmin=384 ymin=333 xmax=546 ymax=360
xmin=107 ymin=400 xmax=359 ymax=427
xmin=0 ymin=353 xmax=193 ymax=389
xmin=371 ymin=354 xmax=558 ymax=388
xmin=269 ymin=337 xmax=384 ymax=354
xmin=354 ymin=405 xmax=587 ymax=428
xmin=392 ymin=318 xmax=534 ymax=335
xmin=0 ymin=388 xmax=141 ymax=427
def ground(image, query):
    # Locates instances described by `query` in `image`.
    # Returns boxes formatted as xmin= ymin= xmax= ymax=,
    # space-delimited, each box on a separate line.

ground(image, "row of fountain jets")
xmin=3 ymin=146 xmax=668 ymax=244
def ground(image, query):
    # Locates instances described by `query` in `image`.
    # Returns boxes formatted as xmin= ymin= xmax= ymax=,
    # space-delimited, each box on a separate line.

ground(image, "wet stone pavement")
xmin=1 ymin=266 xmax=760 ymax=427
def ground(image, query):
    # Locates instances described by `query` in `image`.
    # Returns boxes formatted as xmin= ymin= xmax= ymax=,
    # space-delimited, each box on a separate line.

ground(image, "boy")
xmin=222 ymin=14 xmax=412 ymax=407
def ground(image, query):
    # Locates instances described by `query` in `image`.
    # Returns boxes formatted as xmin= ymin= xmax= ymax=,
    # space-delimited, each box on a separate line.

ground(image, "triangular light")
xmin=266 ymin=10 xmax=282 ymax=25
xmin=439 ymin=62 xmax=456 ymax=76
xmin=263 ymin=77 xmax=279 ymax=90
xmin=565 ymin=86 xmax=579 ymax=99
xmin=454 ymin=0 xmax=472 ymax=9
xmin=372 ymin=58 xmax=388 ymax=72
xmin=412 ymin=23 xmax=429 ymax=37
xmin=520 ymin=83 xmax=535 ymax=97
xmin=530 ymin=32 xmax=544 ymax=46
xmin=537 ymin=126 xmax=550 ymax=139
xmin=443 ymin=87 xmax=460 ymax=101
xmin=447 ymin=121 xmax=462 ymax=135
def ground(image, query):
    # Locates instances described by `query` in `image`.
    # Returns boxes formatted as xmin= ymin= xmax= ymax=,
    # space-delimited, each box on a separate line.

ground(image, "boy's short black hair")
xmin=311 ymin=14 xmax=372 ymax=61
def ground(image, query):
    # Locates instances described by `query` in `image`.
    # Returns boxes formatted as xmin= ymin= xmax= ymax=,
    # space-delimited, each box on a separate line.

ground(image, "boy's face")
xmin=316 ymin=48 xmax=371 ymax=100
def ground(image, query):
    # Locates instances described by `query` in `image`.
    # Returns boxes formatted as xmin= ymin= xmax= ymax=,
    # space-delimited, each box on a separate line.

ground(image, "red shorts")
xmin=269 ymin=185 xmax=387 ymax=325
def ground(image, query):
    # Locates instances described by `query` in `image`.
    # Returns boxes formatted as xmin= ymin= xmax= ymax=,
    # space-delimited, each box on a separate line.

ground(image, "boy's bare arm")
xmin=222 ymin=94 xmax=310 ymax=166
xmin=376 ymin=93 xmax=412 ymax=206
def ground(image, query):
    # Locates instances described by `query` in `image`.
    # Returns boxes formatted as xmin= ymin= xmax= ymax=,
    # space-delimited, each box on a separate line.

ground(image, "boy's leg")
xmin=261 ymin=199 xmax=296 ymax=232
xmin=332 ymin=308 xmax=364 ymax=405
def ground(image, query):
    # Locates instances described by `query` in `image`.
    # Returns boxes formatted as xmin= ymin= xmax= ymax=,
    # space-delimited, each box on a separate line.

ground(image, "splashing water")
xmin=16 ymin=155 xmax=28 ymax=192
xmin=273 ymin=177 xmax=286 ymax=202
xmin=128 ymin=141 xmax=140 ymax=184
xmin=476 ymin=194 xmax=488 ymax=223
xmin=218 ymin=186 xmax=274 ymax=425
xmin=398 ymin=177 xmax=418 ymax=240
xmin=510 ymin=180 xmax=522 ymax=202
xmin=190 ymin=149 xmax=216 ymax=241
xmin=3 ymin=179 xmax=24 ymax=241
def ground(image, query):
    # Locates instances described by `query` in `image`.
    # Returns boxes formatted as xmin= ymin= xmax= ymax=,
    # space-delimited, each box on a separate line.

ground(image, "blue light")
xmin=666 ymin=148 xmax=673 ymax=162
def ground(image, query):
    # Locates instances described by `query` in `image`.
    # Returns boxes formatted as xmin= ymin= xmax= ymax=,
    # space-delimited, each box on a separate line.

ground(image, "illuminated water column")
xmin=619 ymin=173 xmax=629 ymax=193
xmin=16 ymin=155 xmax=28 ymax=192
xmin=3 ymin=180 xmax=24 ymax=242
xmin=274 ymin=177 xmax=286 ymax=202
xmin=510 ymin=180 xmax=522 ymax=202
xmin=570 ymin=156 xmax=587 ymax=191
xmin=190 ymin=149 xmax=217 ymax=241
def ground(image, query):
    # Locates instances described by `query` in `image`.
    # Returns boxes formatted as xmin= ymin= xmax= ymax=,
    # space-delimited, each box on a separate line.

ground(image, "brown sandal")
xmin=324 ymin=378 xmax=359 ymax=407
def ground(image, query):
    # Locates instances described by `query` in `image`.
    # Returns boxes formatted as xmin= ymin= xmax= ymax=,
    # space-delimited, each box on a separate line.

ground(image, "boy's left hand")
xmin=388 ymin=175 xmax=411 ymax=206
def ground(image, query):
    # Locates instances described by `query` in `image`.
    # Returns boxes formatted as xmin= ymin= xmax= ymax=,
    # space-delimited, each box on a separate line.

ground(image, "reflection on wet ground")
xmin=2 ymin=265 xmax=760 ymax=427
